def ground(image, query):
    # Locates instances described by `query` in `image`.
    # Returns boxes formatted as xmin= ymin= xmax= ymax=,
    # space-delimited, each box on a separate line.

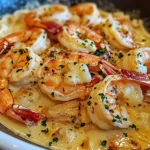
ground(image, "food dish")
xmin=0 ymin=2 xmax=150 ymax=150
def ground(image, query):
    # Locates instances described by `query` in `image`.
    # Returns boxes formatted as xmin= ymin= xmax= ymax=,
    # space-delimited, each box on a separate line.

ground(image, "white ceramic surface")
xmin=0 ymin=131 xmax=46 ymax=150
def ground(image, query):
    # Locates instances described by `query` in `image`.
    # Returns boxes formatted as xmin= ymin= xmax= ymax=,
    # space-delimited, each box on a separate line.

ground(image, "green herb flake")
xmin=80 ymin=122 xmax=86 ymax=127
xmin=19 ymin=49 xmax=24 ymax=54
xmin=41 ymin=120 xmax=47 ymax=126
xmin=104 ymin=104 xmax=109 ymax=110
xmin=109 ymin=24 xmax=112 ymax=27
xmin=114 ymin=115 xmax=122 ymax=122
xmin=53 ymin=137 xmax=59 ymax=142
xmin=16 ymin=69 xmax=23 ymax=73
xmin=26 ymin=134 xmax=31 ymax=137
xmin=59 ymin=65 xmax=64 ymax=69
xmin=49 ymin=142 xmax=53 ymax=146
xmin=51 ymin=92 xmax=55 ymax=97
xmin=123 ymin=118 xmax=127 ymax=121
xmin=82 ymin=43 xmax=86 ymax=46
xmin=50 ymin=53 xmax=55 ymax=58
xmin=99 ymin=93 xmax=105 ymax=101
xmin=76 ymin=31 xmax=81 ymax=36
xmin=112 ymin=118 xmax=116 ymax=122
xmin=118 ymin=52 xmax=124 ymax=59
xmin=44 ymin=66 xmax=49 ymax=71
xmin=101 ymin=140 xmax=107 ymax=147
xmin=142 ymin=39 xmax=146 ymax=42
xmin=109 ymin=109 xmax=114 ymax=113
xmin=41 ymin=128 xmax=49 ymax=133
xmin=90 ymin=41 xmax=94 ymax=47
xmin=87 ymin=101 xmax=92 ymax=106
xmin=130 ymin=124 xmax=137 ymax=130
xmin=94 ymin=49 xmax=106 ymax=56
xmin=41 ymin=81 xmax=45 ymax=84
xmin=26 ymin=55 xmax=32 ymax=61
xmin=123 ymin=133 xmax=128 ymax=137
xmin=73 ymin=62 xmax=77 ymax=65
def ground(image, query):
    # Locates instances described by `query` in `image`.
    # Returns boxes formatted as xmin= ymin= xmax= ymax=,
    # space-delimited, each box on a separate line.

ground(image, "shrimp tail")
xmin=121 ymin=69 xmax=150 ymax=86
xmin=0 ymin=39 xmax=9 ymax=55
xmin=13 ymin=105 xmax=42 ymax=125
xmin=86 ymin=75 xmax=101 ymax=87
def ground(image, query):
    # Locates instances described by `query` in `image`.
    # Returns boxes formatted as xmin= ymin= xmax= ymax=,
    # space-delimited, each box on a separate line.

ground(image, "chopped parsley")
xmin=87 ymin=101 xmax=92 ymax=106
xmin=130 ymin=124 xmax=137 ymax=130
xmin=41 ymin=128 xmax=49 ymax=133
xmin=80 ymin=122 xmax=86 ymax=127
xmin=123 ymin=118 xmax=127 ymax=121
xmin=94 ymin=49 xmax=106 ymax=56
xmin=51 ymin=92 xmax=55 ymax=97
xmin=52 ymin=69 xmax=55 ymax=73
xmin=82 ymin=42 xmax=86 ymax=46
xmin=99 ymin=93 xmax=105 ymax=101
xmin=26 ymin=55 xmax=32 ymax=61
xmin=44 ymin=66 xmax=49 ymax=70
xmin=109 ymin=109 xmax=114 ymax=113
xmin=90 ymin=41 xmax=94 ymax=47
xmin=112 ymin=118 xmax=116 ymax=122
xmin=50 ymin=53 xmax=55 ymax=58
xmin=49 ymin=137 xmax=59 ymax=146
xmin=76 ymin=31 xmax=81 ymax=36
xmin=101 ymin=140 xmax=107 ymax=147
xmin=41 ymin=120 xmax=47 ymax=126
xmin=49 ymin=142 xmax=53 ymax=146
xmin=142 ymin=39 xmax=146 ymax=42
xmin=26 ymin=134 xmax=31 ymax=137
xmin=53 ymin=137 xmax=59 ymax=142
xmin=73 ymin=62 xmax=77 ymax=65
xmin=123 ymin=133 xmax=128 ymax=137
xmin=59 ymin=65 xmax=64 ymax=68
xmin=16 ymin=69 xmax=23 ymax=73
xmin=109 ymin=24 xmax=112 ymax=27
xmin=114 ymin=115 xmax=122 ymax=123
xmin=118 ymin=52 xmax=124 ymax=59
xmin=19 ymin=49 xmax=24 ymax=54
xmin=104 ymin=104 xmax=109 ymax=110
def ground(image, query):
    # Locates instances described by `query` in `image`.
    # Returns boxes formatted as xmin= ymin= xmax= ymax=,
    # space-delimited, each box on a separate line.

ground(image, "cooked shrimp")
xmin=0 ymin=28 xmax=50 ymax=55
xmin=0 ymin=78 xmax=41 ymax=125
xmin=0 ymin=43 xmax=42 ymax=85
xmin=38 ymin=52 xmax=103 ymax=101
xmin=70 ymin=3 xmax=101 ymax=26
xmin=87 ymin=75 xmax=144 ymax=129
xmin=24 ymin=4 xmax=71 ymax=29
xmin=121 ymin=47 xmax=150 ymax=74
xmin=102 ymin=15 xmax=135 ymax=50
xmin=58 ymin=22 xmax=109 ymax=53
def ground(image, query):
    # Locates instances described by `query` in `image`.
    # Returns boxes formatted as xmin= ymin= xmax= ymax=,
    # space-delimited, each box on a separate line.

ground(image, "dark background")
xmin=0 ymin=0 xmax=150 ymax=18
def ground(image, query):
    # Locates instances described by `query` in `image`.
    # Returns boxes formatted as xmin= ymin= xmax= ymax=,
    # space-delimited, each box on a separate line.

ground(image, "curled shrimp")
xmin=38 ymin=52 xmax=104 ymax=101
xmin=0 ymin=43 xmax=42 ymax=85
xmin=87 ymin=75 xmax=144 ymax=129
xmin=0 ymin=28 xmax=50 ymax=55
xmin=121 ymin=47 xmax=150 ymax=74
xmin=70 ymin=3 xmax=101 ymax=26
xmin=58 ymin=22 xmax=109 ymax=53
xmin=102 ymin=15 xmax=135 ymax=50
xmin=0 ymin=78 xmax=41 ymax=125
xmin=24 ymin=4 xmax=71 ymax=30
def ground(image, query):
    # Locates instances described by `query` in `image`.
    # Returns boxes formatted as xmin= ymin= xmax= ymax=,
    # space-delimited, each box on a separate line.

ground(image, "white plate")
xmin=0 ymin=131 xmax=46 ymax=150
